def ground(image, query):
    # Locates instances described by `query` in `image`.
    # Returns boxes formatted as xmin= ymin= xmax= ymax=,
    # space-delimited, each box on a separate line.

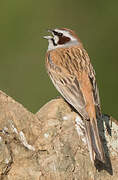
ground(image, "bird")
xmin=44 ymin=28 xmax=105 ymax=164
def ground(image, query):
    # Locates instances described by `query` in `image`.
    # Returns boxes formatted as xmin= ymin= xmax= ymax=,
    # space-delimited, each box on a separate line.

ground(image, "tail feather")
xmin=85 ymin=118 xmax=105 ymax=163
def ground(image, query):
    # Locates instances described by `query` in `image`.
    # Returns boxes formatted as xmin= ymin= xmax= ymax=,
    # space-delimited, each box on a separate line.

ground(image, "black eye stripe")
xmin=53 ymin=31 xmax=63 ymax=36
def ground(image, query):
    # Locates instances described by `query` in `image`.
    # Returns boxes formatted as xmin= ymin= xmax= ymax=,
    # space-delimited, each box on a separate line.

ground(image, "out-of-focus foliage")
xmin=0 ymin=0 xmax=118 ymax=118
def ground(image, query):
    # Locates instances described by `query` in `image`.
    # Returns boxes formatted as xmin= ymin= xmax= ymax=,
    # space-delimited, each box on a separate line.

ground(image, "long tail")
xmin=84 ymin=118 xmax=105 ymax=163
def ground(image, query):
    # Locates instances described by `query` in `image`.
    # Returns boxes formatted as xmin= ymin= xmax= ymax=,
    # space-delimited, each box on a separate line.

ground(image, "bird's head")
xmin=44 ymin=28 xmax=82 ymax=51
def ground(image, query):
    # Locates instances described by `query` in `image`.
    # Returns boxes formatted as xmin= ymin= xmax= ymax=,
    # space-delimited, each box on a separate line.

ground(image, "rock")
xmin=0 ymin=90 xmax=118 ymax=179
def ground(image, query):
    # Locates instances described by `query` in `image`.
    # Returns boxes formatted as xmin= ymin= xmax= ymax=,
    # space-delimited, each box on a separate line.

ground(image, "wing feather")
xmin=47 ymin=52 xmax=89 ymax=119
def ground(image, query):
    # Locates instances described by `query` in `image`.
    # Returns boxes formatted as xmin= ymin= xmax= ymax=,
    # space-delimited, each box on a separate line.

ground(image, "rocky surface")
xmin=0 ymin=90 xmax=118 ymax=180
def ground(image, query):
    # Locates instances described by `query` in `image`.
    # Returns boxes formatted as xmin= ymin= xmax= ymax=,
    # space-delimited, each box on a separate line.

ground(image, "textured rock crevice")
xmin=0 ymin=140 xmax=13 ymax=180
xmin=0 ymin=90 xmax=118 ymax=179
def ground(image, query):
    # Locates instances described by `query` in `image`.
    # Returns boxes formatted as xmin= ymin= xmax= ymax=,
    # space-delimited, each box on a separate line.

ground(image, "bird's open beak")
xmin=43 ymin=29 xmax=54 ymax=39
xmin=43 ymin=35 xmax=52 ymax=40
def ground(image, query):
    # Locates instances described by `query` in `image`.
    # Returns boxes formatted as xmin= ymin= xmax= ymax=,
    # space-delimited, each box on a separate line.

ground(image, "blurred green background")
xmin=0 ymin=0 xmax=118 ymax=118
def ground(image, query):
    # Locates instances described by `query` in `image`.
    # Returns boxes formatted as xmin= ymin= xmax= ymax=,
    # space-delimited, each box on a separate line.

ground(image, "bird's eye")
xmin=53 ymin=31 xmax=58 ymax=35
xmin=58 ymin=33 xmax=63 ymax=36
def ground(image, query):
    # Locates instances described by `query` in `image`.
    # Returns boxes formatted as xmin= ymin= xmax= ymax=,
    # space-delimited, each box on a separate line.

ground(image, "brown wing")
xmin=46 ymin=51 xmax=89 ymax=120
xmin=46 ymin=47 xmax=99 ymax=119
